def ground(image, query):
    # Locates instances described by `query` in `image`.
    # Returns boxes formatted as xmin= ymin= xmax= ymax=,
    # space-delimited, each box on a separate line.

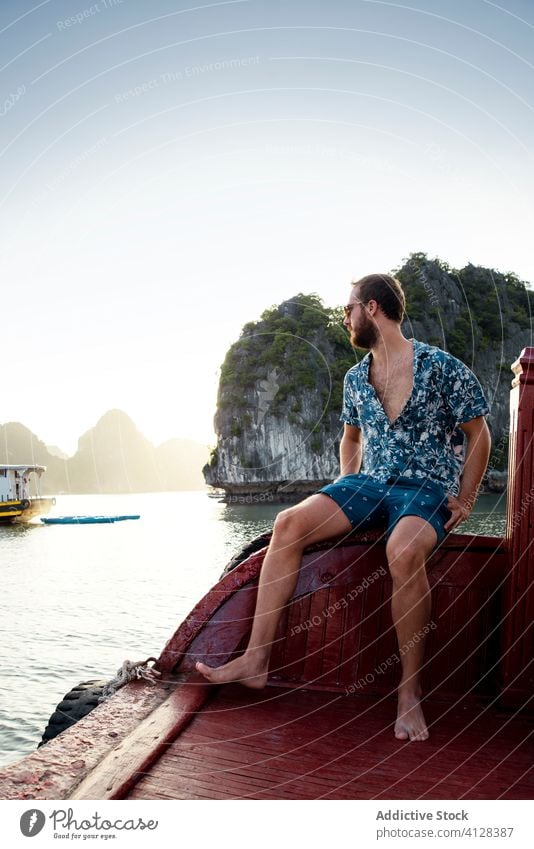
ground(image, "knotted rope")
xmin=99 ymin=657 xmax=161 ymax=701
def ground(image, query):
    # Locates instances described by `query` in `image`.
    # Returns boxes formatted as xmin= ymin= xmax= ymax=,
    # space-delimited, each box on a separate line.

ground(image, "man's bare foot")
xmin=195 ymin=651 xmax=269 ymax=689
xmin=394 ymin=691 xmax=429 ymax=742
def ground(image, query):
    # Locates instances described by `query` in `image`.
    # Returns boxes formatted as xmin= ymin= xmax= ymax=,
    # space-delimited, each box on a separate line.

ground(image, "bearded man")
xmin=197 ymin=274 xmax=491 ymax=742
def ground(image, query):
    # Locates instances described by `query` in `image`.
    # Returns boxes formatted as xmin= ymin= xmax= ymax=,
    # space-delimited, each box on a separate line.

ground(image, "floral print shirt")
xmin=340 ymin=340 xmax=490 ymax=496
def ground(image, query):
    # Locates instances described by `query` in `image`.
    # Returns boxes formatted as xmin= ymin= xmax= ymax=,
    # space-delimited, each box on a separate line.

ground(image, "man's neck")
xmin=369 ymin=330 xmax=412 ymax=369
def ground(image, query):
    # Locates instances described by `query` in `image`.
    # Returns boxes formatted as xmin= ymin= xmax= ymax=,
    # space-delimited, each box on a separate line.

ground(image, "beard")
xmin=350 ymin=313 xmax=378 ymax=349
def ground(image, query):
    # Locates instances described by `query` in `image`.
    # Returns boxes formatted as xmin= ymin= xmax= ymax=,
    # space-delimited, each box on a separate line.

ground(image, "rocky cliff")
xmin=204 ymin=294 xmax=357 ymax=496
xmin=396 ymin=253 xmax=532 ymax=460
xmin=205 ymin=255 xmax=532 ymax=498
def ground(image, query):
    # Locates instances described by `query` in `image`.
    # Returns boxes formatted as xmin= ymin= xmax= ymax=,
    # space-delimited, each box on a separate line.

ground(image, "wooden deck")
xmin=127 ymin=684 xmax=533 ymax=800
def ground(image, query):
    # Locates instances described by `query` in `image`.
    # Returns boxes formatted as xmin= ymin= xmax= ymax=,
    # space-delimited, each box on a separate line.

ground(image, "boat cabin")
xmin=0 ymin=464 xmax=46 ymax=503
xmin=0 ymin=465 xmax=54 ymax=523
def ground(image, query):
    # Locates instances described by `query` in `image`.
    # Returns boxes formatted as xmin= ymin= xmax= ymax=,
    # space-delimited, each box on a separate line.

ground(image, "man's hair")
xmin=352 ymin=273 xmax=405 ymax=323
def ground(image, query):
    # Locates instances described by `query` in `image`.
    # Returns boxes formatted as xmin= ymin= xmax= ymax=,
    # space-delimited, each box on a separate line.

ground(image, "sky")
xmin=1 ymin=0 xmax=533 ymax=455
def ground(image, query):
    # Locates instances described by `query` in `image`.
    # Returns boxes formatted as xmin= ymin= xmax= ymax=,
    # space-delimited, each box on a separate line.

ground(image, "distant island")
xmin=0 ymin=410 xmax=210 ymax=494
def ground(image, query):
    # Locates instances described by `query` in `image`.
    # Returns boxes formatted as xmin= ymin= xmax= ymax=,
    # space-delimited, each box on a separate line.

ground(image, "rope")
xmin=99 ymin=657 xmax=161 ymax=701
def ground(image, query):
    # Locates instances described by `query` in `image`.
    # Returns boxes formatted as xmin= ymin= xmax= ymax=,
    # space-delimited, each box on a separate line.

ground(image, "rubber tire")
xmin=38 ymin=680 xmax=106 ymax=747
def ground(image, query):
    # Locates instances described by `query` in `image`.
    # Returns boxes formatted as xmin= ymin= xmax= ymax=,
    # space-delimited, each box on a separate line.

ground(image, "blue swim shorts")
xmin=319 ymin=474 xmax=452 ymax=544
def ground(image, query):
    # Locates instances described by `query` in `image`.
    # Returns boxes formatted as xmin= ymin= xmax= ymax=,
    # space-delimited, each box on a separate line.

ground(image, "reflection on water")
xmin=0 ymin=489 xmax=506 ymax=767
xmin=219 ymin=493 xmax=508 ymax=537
xmin=459 ymin=492 xmax=507 ymax=537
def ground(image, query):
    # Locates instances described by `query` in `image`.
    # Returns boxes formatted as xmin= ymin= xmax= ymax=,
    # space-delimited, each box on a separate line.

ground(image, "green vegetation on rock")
xmin=219 ymin=293 xmax=357 ymax=421
xmin=395 ymin=252 xmax=532 ymax=360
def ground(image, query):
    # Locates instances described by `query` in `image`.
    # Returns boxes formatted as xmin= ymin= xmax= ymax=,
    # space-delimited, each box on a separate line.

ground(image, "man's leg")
xmin=385 ymin=516 xmax=437 ymax=742
xmin=196 ymin=493 xmax=352 ymax=687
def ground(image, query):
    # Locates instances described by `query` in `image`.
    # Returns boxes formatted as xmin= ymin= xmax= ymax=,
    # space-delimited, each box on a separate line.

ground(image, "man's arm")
xmin=444 ymin=416 xmax=491 ymax=532
xmin=339 ymin=423 xmax=363 ymax=477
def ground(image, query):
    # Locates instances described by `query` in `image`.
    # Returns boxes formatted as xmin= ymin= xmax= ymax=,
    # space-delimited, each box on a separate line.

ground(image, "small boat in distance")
xmin=41 ymin=515 xmax=140 ymax=525
xmin=0 ymin=465 xmax=55 ymax=523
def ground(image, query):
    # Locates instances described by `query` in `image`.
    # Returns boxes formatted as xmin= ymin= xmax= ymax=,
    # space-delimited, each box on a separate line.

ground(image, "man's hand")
xmin=444 ymin=417 xmax=490 ymax=533
xmin=444 ymin=494 xmax=473 ymax=532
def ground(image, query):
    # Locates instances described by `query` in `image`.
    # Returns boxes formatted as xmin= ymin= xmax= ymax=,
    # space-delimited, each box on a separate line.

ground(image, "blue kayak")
xmin=41 ymin=515 xmax=140 ymax=525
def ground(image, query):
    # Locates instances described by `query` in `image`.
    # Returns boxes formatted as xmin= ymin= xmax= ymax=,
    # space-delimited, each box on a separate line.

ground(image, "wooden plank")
xmin=337 ymin=582 xmax=365 ymax=688
xmin=0 ymin=678 xmax=173 ymax=801
xmin=271 ymin=594 xmax=311 ymax=683
xmin=356 ymin=564 xmax=393 ymax=693
xmin=301 ymin=590 xmax=329 ymax=683
xmin=320 ymin=585 xmax=349 ymax=686
xmin=267 ymin=605 xmax=289 ymax=679
xmin=70 ymin=673 xmax=214 ymax=800
xmin=374 ymin=570 xmax=397 ymax=688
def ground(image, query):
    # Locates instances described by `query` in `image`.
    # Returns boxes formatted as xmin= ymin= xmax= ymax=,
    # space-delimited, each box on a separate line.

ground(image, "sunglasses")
xmin=343 ymin=300 xmax=365 ymax=317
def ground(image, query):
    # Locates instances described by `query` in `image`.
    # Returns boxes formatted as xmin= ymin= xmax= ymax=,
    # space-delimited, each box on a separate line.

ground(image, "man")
xmin=197 ymin=274 xmax=491 ymax=742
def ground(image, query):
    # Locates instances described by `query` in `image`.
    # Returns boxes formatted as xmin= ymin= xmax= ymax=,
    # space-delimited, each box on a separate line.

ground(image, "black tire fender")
xmin=220 ymin=531 xmax=273 ymax=577
xmin=38 ymin=679 xmax=106 ymax=747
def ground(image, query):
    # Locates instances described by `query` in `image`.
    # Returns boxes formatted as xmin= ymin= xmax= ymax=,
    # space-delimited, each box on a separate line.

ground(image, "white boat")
xmin=0 ymin=465 xmax=55 ymax=523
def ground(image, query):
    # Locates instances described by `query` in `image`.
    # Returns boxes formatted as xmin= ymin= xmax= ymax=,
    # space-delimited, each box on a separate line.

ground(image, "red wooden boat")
xmin=0 ymin=350 xmax=533 ymax=801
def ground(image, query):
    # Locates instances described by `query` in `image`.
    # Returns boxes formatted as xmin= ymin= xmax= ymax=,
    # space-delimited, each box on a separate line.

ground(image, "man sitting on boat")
xmin=197 ymin=273 xmax=491 ymax=742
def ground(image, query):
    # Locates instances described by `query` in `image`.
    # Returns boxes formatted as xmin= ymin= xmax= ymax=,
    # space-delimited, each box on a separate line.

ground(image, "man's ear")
xmin=366 ymin=299 xmax=379 ymax=316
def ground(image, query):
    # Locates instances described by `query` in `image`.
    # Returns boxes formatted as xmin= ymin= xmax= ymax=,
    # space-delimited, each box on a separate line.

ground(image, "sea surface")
xmin=0 ymin=490 xmax=506 ymax=768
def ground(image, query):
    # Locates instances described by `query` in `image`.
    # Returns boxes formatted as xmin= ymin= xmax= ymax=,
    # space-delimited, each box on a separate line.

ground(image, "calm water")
xmin=0 ymin=490 xmax=506 ymax=767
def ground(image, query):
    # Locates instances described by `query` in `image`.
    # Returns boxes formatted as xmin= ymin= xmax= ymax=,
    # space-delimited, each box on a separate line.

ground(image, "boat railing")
xmin=500 ymin=346 xmax=534 ymax=706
